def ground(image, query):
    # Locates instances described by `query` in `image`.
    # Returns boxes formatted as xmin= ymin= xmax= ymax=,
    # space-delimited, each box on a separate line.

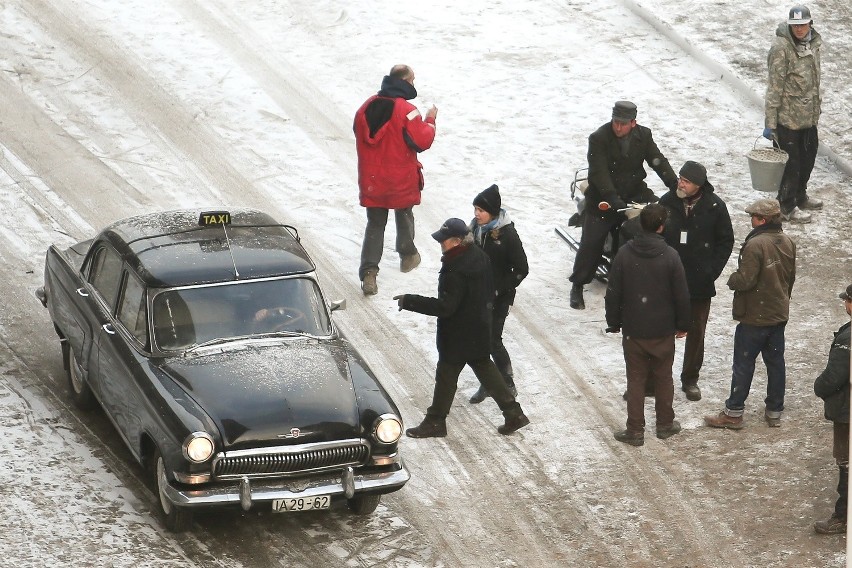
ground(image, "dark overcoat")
xmin=401 ymin=244 xmax=494 ymax=363
xmin=814 ymin=321 xmax=851 ymax=423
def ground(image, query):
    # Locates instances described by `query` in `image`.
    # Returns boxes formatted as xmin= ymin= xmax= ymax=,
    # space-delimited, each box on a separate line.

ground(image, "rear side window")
xmin=88 ymin=246 xmax=124 ymax=312
xmin=117 ymin=272 xmax=148 ymax=347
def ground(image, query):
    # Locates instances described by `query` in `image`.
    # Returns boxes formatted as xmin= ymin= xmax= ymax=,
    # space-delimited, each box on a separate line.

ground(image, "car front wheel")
xmin=65 ymin=344 xmax=97 ymax=410
xmin=153 ymin=449 xmax=193 ymax=532
xmin=346 ymin=493 xmax=381 ymax=515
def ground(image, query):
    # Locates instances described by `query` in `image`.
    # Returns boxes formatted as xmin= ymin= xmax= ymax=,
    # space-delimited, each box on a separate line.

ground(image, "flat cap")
xmin=744 ymin=198 xmax=781 ymax=217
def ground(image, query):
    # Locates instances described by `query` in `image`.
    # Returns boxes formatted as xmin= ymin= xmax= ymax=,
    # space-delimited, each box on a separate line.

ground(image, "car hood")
xmin=159 ymin=340 xmax=360 ymax=449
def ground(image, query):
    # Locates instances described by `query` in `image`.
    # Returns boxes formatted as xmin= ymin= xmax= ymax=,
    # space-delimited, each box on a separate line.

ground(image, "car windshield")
xmin=151 ymin=277 xmax=331 ymax=351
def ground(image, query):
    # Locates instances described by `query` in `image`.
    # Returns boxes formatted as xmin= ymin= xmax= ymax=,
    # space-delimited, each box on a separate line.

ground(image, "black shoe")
xmin=614 ymin=430 xmax=644 ymax=446
xmin=498 ymin=413 xmax=530 ymax=435
xmin=406 ymin=418 xmax=447 ymax=438
xmin=569 ymin=284 xmax=585 ymax=310
xmin=656 ymin=420 xmax=682 ymax=439
xmin=682 ymin=384 xmax=702 ymax=401
xmin=469 ymin=386 xmax=489 ymax=404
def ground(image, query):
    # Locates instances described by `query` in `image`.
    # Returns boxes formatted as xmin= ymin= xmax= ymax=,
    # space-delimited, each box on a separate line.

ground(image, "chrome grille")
xmin=213 ymin=439 xmax=370 ymax=480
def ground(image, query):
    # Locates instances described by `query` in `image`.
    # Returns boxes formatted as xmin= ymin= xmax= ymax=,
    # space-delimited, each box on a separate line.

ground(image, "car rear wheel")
xmin=65 ymin=344 xmax=97 ymax=410
xmin=346 ymin=493 xmax=381 ymax=515
xmin=153 ymin=449 xmax=193 ymax=532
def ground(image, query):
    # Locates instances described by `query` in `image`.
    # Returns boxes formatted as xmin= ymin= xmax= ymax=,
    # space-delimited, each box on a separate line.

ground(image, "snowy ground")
xmin=0 ymin=0 xmax=849 ymax=566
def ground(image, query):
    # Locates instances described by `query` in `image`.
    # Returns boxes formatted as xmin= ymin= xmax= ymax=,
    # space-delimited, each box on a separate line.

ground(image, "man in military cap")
xmin=569 ymin=100 xmax=678 ymax=310
xmin=705 ymin=198 xmax=796 ymax=429
xmin=763 ymin=5 xmax=823 ymax=223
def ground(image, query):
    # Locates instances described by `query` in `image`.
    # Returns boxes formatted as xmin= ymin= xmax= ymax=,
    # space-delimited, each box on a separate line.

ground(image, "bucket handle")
xmin=753 ymin=135 xmax=779 ymax=151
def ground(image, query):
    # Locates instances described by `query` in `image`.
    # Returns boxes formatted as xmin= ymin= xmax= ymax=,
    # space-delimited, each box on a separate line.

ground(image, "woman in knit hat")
xmin=468 ymin=184 xmax=529 ymax=402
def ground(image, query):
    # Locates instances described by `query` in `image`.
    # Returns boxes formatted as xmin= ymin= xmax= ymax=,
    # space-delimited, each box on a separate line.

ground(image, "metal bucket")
xmin=746 ymin=137 xmax=788 ymax=193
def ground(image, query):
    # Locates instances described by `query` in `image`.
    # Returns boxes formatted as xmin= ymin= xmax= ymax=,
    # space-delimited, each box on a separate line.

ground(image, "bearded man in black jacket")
xmin=394 ymin=218 xmax=530 ymax=438
xmin=659 ymin=161 xmax=734 ymax=401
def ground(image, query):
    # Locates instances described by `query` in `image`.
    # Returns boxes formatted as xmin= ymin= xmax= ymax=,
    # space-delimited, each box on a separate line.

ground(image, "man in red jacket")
xmin=354 ymin=64 xmax=438 ymax=295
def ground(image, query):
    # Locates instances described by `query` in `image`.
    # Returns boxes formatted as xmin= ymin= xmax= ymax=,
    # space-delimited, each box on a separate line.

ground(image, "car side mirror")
xmin=330 ymin=299 xmax=346 ymax=312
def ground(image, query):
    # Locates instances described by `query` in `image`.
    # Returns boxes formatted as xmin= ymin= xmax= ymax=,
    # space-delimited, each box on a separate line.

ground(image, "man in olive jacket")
xmin=394 ymin=218 xmax=530 ymax=438
xmin=660 ymin=161 xmax=734 ymax=401
xmin=569 ymin=101 xmax=678 ymax=310
xmin=705 ymin=198 xmax=796 ymax=429
xmin=812 ymin=284 xmax=852 ymax=534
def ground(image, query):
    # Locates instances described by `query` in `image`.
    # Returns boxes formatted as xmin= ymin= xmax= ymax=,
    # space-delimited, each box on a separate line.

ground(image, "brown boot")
xmin=400 ymin=252 xmax=421 ymax=273
xmin=814 ymin=514 xmax=846 ymax=534
xmin=656 ymin=421 xmax=682 ymax=440
xmin=361 ymin=269 xmax=378 ymax=296
xmin=405 ymin=417 xmax=446 ymax=438
xmin=704 ymin=411 xmax=744 ymax=430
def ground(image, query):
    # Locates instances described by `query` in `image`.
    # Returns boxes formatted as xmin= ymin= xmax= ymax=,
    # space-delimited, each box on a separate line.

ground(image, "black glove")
xmin=392 ymin=294 xmax=406 ymax=311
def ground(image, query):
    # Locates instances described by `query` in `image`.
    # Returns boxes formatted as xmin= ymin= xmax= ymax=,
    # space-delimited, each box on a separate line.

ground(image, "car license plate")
xmin=272 ymin=495 xmax=331 ymax=513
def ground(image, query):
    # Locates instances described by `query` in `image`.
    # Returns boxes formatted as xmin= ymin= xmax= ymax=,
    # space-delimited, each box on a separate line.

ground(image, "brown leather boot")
xmin=704 ymin=411 xmax=744 ymax=430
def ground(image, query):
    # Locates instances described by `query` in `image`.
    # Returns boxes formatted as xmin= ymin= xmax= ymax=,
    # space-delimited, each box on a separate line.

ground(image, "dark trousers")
xmin=775 ymin=124 xmax=819 ymax=213
xmin=491 ymin=311 xmax=514 ymax=385
xmin=426 ymin=358 xmax=522 ymax=420
xmin=833 ymin=422 xmax=849 ymax=518
xmin=569 ymin=213 xmax=620 ymax=286
xmin=623 ymin=336 xmax=676 ymax=433
xmin=681 ymin=298 xmax=712 ymax=386
xmin=724 ymin=322 xmax=786 ymax=415
xmin=359 ymin=207 xmax=417 ymax=280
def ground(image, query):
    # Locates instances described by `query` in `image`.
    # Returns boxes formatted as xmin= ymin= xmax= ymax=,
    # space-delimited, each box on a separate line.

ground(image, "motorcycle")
xmin=555 ymin=167 xmax=645 ymax=283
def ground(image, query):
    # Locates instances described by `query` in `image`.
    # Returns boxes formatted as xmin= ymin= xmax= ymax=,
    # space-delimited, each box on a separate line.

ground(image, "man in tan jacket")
xmin=705 ymin=198 xmax=796 ymax=429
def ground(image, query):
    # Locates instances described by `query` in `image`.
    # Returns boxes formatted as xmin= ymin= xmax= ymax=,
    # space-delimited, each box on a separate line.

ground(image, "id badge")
xmin=680 ymin=231 xmax=688 ymax=244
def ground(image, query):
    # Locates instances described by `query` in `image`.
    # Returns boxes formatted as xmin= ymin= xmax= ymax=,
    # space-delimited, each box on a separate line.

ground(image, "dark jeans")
xmin=681 ymin=298 xmax=712 ymax=386
xmin=359 ymin=207 xmax=417 ymax=280
xmin=833 ymin=422 xmax=849 ymax=517
xmin=775 ymin=124 xmax=819 ymax=213
xmin=623 ymin=336 xmax=676 ymax=433
xmin=491 ymin=312 xmax=514 ymax=385
xmin=724 ymin=322 xmax=786 ymax=415
xmin=569 ymin=213 xmax=620 ymax=286
xmin=426 ymin=358 xmax=522 ymax=420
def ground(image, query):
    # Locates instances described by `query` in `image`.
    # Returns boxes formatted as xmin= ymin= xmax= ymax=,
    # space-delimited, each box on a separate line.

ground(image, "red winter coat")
xmin=354 ymin=77 xmax=436 ymax=209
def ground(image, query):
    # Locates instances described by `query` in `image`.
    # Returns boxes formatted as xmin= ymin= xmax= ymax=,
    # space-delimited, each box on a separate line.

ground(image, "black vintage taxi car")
xmin=36 ymin=208 xmax=408 ymax=531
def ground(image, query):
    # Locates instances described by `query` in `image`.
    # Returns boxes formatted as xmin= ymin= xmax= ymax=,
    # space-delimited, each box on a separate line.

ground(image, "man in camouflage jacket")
xmin=764 ymin=5 xmax=823 ymax=222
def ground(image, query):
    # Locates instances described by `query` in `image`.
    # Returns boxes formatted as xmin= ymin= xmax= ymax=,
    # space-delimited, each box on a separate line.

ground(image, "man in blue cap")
xmin=394 ymin=218 xmax=530 ymax=437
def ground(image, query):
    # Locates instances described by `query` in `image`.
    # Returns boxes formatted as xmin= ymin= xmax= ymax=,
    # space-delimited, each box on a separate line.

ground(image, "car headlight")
xmin=183 ymin=432 xmax=215 ymax=463
xmin=373 ymin=414 xmax=402 ymax=444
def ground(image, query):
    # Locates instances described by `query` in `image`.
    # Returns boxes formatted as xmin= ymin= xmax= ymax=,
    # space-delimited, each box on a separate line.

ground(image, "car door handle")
xmin=102 ymin=323 xmax=116 ymax=335
xmin=76 ymin=288 xmax=89 ymax=297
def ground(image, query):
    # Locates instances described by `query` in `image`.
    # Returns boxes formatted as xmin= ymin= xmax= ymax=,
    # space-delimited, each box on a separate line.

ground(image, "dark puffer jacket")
xmin=400 ymin=241 xmax=494 ymax=364
xmin=814 ymin=321 xmax=851 ymax=423
xmin=585 ymin=122 xmax=678 ymax=217
xmin=605 ymin=231 xmax=691 ymax=338
xmin=659 ymin=182 xmax=735 ymax=299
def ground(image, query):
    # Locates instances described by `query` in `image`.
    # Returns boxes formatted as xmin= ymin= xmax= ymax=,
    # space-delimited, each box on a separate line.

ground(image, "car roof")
xmin=99 ymin=208 xmax=316 ymax=287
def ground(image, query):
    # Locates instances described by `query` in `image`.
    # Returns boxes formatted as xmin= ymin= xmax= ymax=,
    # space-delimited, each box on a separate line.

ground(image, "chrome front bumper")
xmin=162 ymin=462 xmax=410 ymax=511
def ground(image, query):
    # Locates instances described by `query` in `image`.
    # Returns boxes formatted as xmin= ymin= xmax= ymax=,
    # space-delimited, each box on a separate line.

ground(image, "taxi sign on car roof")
xmin=199 ymin=211 xmax=231 ymax=226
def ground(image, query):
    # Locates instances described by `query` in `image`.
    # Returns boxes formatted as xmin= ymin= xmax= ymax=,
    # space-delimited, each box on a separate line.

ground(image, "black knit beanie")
xmin=472 ymin=184 xmax=501 ymax=217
